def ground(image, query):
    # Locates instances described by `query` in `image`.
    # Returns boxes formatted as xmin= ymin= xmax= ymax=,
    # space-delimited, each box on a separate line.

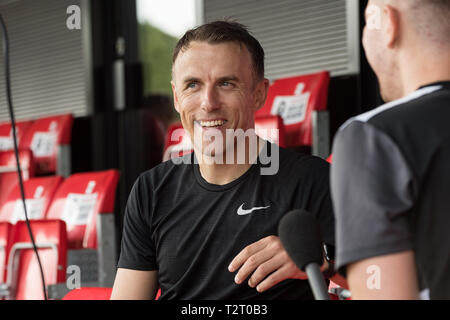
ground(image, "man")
xmin=331 ymin=0 xmax=450 ymax=299
xmin=111 ymin=21 xmax=338 ymax=300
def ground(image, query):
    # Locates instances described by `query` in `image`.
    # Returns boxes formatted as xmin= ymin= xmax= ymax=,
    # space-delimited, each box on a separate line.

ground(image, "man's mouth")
xmin=197 ymin=120 xmax=228 ymax=128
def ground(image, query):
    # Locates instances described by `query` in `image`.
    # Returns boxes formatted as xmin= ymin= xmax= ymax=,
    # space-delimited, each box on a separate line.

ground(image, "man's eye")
xmin=221 ymin=81 xmax=232 ymax=87
xmin=187 ymin=82 xmax=197 ymax=89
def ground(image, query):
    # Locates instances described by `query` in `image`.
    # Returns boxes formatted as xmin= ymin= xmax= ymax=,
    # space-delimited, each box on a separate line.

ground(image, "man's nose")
xmin=200 ymin=86 xmax=220 ymax=112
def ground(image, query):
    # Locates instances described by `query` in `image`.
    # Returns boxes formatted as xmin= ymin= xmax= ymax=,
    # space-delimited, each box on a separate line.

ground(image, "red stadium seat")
xmin=5 ymin=170 xmax=120 ymax=298
xmin=0 ymin=150 xmax=35 ymax=209
xmin=254 ymin=115 xmax=286 ymax=148
xmin=19 ymin=114 xmax=74 ymax=176
xmin=39 ymin=170 xmax=120 ymax=291
xmin=5 ymin=220 xmax=67 ymax=300
xmin=256 ymin=71 xmax=330 ymax=150
xmin=0 ymin=222 xmax=13 ymax=285
xmin=0 ymin=120 xmax=34 ymax=152
xmin=45 ymin=170 xmax=119 ymax=249
xmin=62 ymin=287 xmax=159 ymax=300
xmin=0 ymin=176 xmax=63 ymax=224
xmin=62 ymin=287 xmax=112 ymax=300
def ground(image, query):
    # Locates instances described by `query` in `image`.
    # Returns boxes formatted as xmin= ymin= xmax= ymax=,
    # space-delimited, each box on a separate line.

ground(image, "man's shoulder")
xmin=276 ymin=145 xmax=330 ymax=178
xmin=334 ymin=83 xmax=450 ymax=159
xmin=340 ymin=84 xmax=449 ymax=133
xmin=371 ymin=84 xmax=450 ymax=127
xmin=278 ymin=145 xmax=328 ymax=166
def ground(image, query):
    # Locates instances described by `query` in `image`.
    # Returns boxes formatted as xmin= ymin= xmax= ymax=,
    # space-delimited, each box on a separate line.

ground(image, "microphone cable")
xmin=0 ymin=13 xmax=48 ymax=300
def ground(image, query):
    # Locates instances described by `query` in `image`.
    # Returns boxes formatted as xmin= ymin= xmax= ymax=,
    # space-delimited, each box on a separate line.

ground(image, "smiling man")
xmin=331 ymin=0 xmax=450 ymax=299
xmin=111 ymin=21 xmax=339 ymax=300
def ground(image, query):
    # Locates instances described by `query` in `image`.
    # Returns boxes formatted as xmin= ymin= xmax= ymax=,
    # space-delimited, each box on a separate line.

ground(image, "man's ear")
xmin=171 ymin=80 xmax=180 ymax=114
xmin=383 ymin=5 xmax=400 ymax=49
xmin=253 ymin=78 xmax=270 ymax=111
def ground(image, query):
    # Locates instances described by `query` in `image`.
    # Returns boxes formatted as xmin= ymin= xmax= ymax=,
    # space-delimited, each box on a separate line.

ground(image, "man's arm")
xmin=331 ymin=121 xmax=417 ymax=298
xmin=114 ymin=174 xmax=159 ymax=300
xmin=347 ymin=250 xmax=419 ymax=299
xmin=110 ymin=268 xmax=158 ymax=300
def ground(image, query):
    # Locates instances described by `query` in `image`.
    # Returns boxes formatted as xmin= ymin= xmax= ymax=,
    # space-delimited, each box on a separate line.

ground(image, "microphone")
xmin=278 ymin=209 xmax=330 ymax=300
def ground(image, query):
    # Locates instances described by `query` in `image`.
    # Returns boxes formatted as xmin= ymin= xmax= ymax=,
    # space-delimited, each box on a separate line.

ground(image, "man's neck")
xmin=195 ymin=137 xmax=265 ymax=186
xmin=399 ymin=49 xmax=450 ymax=97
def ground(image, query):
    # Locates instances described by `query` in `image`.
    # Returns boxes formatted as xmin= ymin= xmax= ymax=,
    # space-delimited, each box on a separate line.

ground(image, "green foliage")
xmin=139 ymin=22 xmax=179 ymax=97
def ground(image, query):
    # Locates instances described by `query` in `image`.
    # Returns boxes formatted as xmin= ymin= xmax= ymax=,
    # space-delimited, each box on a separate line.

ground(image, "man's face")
xmin=363 ymin=0 xmax=400 ymax=102
xmin=171 ymin=41 xmax=266 ymax=158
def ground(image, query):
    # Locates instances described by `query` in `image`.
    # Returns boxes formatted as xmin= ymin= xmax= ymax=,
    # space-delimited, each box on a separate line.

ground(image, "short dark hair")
xmin=172 ymin=20 xmax=265 ymax=80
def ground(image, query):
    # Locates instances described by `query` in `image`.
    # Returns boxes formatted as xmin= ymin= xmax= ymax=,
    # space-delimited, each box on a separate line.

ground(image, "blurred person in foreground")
xmin=331 ymin=0 xmax=450 ymax=299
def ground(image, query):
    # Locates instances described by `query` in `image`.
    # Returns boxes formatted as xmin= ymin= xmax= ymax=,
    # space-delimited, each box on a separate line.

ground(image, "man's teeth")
xmin=199 ymin=120 xmax=227 ymax=127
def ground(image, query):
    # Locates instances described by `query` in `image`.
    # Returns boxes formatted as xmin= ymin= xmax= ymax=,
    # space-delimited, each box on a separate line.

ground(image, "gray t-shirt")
xmin=331 ymin=82 xmax=450 ymax=299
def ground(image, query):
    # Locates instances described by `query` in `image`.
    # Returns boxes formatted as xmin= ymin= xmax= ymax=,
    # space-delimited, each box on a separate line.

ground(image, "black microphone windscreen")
xmin=278 ymin=209 xmax=323 ymax=271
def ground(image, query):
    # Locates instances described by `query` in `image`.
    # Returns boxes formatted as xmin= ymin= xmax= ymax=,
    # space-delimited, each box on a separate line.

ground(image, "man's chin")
xmin=196 ymin=141 xmax=246 ymax=164
xmin=195 ymin=138 xmax=258 ymax=165
xmin=195 ymin=143 xmax=225 ymax=160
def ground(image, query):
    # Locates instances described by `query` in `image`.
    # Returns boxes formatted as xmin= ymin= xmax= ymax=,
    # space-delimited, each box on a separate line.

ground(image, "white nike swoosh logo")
xmin=237 ymin=203 xmax=270 ymax=216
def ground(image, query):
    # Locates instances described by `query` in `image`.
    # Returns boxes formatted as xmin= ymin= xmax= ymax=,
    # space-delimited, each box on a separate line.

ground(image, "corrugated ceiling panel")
xmin=0 ymin=0 xmax=88 ymax=122
xmin=204 ymin=0 xmax=359 ymax=81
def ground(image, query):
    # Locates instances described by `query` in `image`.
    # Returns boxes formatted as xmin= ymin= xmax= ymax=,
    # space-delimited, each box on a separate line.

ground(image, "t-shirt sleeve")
xmin=117 ymin=174 xmax=157 ymax=271
xmin=331 ymin=121 xmax=415 ymax=274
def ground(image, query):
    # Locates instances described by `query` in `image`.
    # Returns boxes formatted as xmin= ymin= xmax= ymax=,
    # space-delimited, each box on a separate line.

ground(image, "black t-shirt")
xmin=118 ymin=141 xmax=335 ymax=300
xmin=331 ymin=82 xmax=450 ymax=299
